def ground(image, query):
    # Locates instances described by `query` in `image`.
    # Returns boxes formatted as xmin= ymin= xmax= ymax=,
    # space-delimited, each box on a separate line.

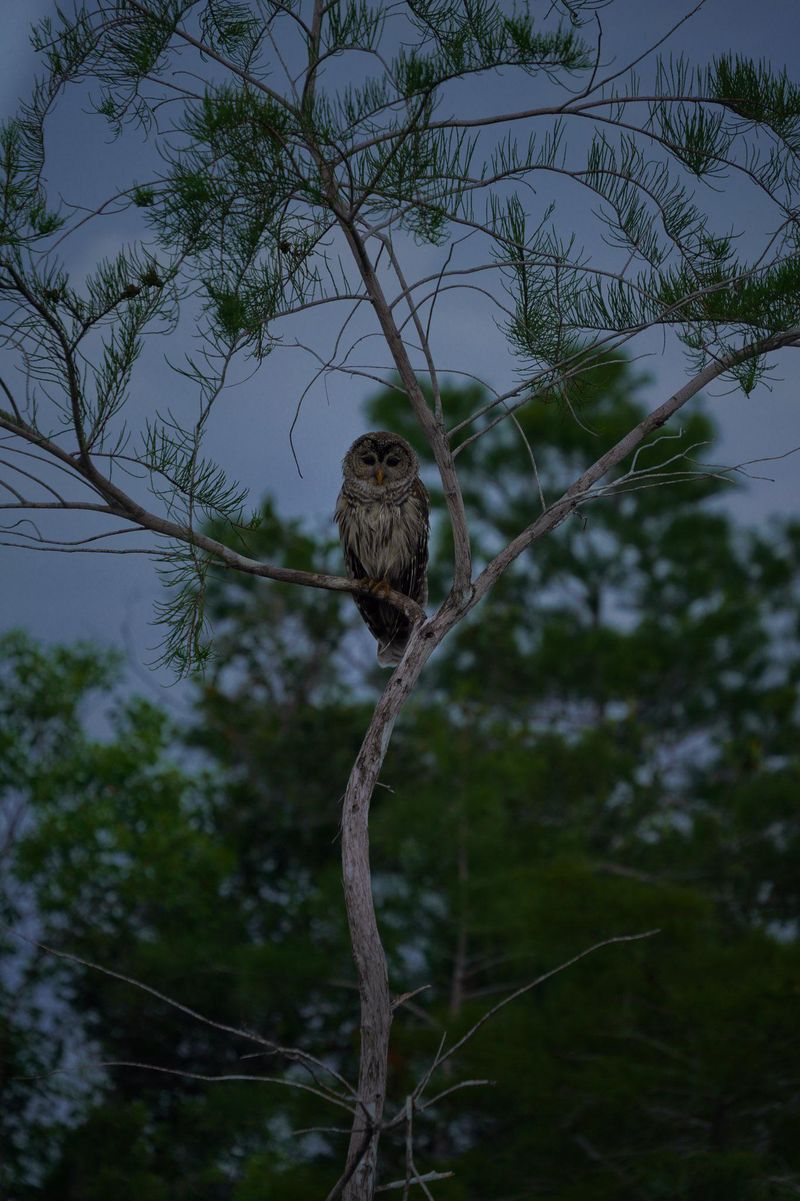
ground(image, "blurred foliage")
xmin=2 ymin=356 xmax=800 ymax=1199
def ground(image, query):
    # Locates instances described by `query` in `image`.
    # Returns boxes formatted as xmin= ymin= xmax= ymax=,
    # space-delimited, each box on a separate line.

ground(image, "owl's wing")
xmin=342 ymin=541 xmax=398 ymax=647
xmin=373 ymin=479 xmax=429 ymax=663
xmin=392 ymin=476 xmax=429 ymax=607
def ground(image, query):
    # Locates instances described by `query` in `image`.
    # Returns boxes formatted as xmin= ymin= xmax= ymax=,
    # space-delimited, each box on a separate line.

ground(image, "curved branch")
xmin=0 ymin=413 xmax=424 ymax=626
xmin=473 ymin=330 xmax=800 ymax=605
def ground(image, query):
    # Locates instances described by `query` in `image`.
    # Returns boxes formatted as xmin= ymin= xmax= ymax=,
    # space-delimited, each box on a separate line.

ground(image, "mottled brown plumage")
xmin=336 ymin=431 xmax=429 ymax=666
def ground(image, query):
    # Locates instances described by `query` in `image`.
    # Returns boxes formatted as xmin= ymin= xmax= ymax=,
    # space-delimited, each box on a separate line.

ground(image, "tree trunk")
xmin=335 ymin=210 xmax=472 ymax=1196
xmin=340 ymin=749 xmax=394 ymax=1198
xmin=340 ymin=631 xmax=439 ymax=1198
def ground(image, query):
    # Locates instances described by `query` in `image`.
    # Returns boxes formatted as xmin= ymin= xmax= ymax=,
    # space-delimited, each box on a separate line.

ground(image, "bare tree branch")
xmin=7 ymin=929 xmax=357 ymax=1103
xmin=473 ymin=330 xmax=800 ymax=605
xmin=375 ymin=1172 xmax=454 ymax=1194
xmin=0 ymin=413 xmax=425 ymax=626
xmin=422 ymin=929 xmax=660 ymax=1085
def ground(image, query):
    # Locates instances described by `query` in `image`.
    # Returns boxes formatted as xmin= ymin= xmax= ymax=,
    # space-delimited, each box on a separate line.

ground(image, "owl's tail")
xmin=377 ymin=630 xmax=409 ymax=667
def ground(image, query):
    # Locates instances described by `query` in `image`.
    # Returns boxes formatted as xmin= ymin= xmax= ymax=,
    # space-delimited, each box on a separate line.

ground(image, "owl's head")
xmin=342 ymin=431 xmax=418 ymax=492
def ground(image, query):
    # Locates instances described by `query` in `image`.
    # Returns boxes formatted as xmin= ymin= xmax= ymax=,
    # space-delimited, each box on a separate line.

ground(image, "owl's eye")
xmin=385 ymin=455 xmax=400 ymax=467
xmin=362 ymin=454 xmax=377 ymax=466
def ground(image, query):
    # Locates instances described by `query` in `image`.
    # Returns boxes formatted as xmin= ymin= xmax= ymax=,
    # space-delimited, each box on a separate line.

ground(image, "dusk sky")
xmin=2 ymin=0 xmax=799 ymax=691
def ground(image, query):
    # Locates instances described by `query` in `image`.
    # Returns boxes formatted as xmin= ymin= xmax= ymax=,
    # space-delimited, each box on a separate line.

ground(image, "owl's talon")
xmin=369 ymin=577 xmax=392 ymax=599
xmin=355 ymin=576 xmax=392 ymax=598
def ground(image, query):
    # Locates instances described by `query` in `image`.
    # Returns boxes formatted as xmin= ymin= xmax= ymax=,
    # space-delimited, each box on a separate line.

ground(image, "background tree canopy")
xmin=3 ymin=360 xmax=800 ymax=1200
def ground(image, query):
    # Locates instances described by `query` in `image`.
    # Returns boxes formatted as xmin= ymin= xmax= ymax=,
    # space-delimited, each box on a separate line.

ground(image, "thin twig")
xmin=7 ymin=931 xmax=356 ymax=1100
xmin=427 ymin=930 xmax=659 ymax=1081
xmin=376 ymin=1172 xmax=455 ymax=1194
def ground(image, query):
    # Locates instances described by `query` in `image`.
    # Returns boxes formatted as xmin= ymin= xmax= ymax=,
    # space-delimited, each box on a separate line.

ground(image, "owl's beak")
xmin=374 ymin=466 xmax=385 ymax=485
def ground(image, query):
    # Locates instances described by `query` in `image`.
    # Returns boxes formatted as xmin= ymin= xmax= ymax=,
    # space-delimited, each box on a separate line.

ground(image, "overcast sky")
xmin=2 ymin=0 xmax=799 ymax=695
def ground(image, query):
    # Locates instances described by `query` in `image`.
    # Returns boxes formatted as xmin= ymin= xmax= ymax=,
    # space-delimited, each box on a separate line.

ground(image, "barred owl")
xmin=336 ymin=431 xmax=429 ymax=667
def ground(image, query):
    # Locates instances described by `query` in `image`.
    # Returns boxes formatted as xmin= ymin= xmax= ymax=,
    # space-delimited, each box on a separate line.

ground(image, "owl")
xmin=336 ymin=431 xmax=429 ymax=666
